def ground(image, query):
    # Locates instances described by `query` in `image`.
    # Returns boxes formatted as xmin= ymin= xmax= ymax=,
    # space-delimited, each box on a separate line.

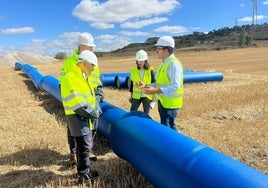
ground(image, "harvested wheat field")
xmin=0 ymin=47 xmax=267 ymax=187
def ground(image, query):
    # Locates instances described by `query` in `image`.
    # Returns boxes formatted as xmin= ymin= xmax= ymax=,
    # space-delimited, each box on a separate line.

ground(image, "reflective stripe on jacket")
xmin=60 ymin=64 xmax=96 ymax=129
xmin=156 ymin=56 xmax=183 ymax=108
xmin=88 ymin=66 xmax=102 ymax=88
xmin=130 ymin=67 xmax=154 ymax=100
xmin=59 ymin=49 xmax=102 ymax=90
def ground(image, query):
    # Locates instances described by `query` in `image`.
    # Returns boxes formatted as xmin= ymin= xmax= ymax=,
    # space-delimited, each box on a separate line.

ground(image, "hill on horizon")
xmin=112 ymin=23 xmax=268 ymax=53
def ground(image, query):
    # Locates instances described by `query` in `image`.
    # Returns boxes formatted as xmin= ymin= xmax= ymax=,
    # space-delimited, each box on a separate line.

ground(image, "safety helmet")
xmin=136 ymin=49 xmax=148 ymax=61
xmin=155 ymin=36 xmax=175 ymax=48
xmin=78 ymin=50 xmax=98 ymax=66
xmin=77 ymin=32 xmax=96 ymax=47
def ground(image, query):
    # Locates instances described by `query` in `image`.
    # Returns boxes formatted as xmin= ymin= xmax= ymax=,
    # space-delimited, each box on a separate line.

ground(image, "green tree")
xmin=239 ymin=29 xmax=246 ymax=47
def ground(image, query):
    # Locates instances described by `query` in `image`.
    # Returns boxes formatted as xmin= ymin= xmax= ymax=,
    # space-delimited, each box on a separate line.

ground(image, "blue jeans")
xmin=158 ymin=101 xmax=179 ymax=131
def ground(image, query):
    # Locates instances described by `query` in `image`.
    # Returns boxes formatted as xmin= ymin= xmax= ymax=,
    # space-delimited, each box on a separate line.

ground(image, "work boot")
xmin=89 ymin=151 xmax=97 ymax=161
xmin=68 ymin=153 xmax=77 ymax=167
xmin=78 ymin=173 xmax=91 ymax=185
xmin=78 ymin=169 xmax=98 ymax=185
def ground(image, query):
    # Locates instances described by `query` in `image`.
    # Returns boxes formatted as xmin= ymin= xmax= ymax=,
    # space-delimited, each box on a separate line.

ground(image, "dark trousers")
xmin=67 ymin=120 xmax=97 ymax=154
xmin=76 ymin=132 xmax=93 ymax=176
xmin=158 ymin=101 xmax=179 ymax=131
xmin=130 ymin=97 xmax=151 ymax=114
xmin=67 ymin=126 xmax=77 ymax=154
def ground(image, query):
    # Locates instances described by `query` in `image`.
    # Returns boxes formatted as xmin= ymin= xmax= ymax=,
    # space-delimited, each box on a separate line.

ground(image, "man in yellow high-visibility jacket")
xmin=61 ymin=50 xmax=100 ymax=185
xmin=59 ymin=32 xmax=103 ymax=164
xmin=137 ymin=36 xmax=183 ymax=131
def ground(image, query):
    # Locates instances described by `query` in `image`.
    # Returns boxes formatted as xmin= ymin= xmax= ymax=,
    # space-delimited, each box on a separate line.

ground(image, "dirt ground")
xmin=0 ymin=47 xmax=267 ymax=187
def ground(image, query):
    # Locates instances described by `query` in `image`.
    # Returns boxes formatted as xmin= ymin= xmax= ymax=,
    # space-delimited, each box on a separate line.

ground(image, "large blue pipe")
xmin=40 ymin=75 xmax=62 ymax=102
xmin=15 ymin=62 xmax=23 ymax=70
xmin=184 ymin=72 xmax=223 ymax=83
xmin=17 ymin=62 xmax=268 ymax=188
xmin=101 ymin=71 xmax=224 ymax=89
xmin=101 ymin=72 xmax=130 ymax=88
xmin=98 ymin=102 xmax=268 ymax=188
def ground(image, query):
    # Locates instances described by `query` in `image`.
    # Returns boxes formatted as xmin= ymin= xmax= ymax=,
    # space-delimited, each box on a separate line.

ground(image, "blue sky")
xmin=0 ymin=0 xmax=267 ymax=57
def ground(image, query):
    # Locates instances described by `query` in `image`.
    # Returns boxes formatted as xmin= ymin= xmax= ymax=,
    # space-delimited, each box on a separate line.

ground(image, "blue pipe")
xmin=101 ymin=72 xmax=130 ymax=88
xmin=99 ymin=102 xmax=268 ymax=188
xmin=28 ymin=68 xmax=44 ymax=89
xmin=15 ymin=62 xmax=23 ymax=70
xmin=39 ymin=75 xmax=62 ymax=102
xmin=22 ymin=63 xmax=35 ymax=75
xmin=100 ymin=74 xmax=117 ymax=87
xmin=17 ymin=62 xmax=268 ymax=188
xmin=101 ymin=71 xmax=223 ymax=89
xmin=184 ymin=72 xmax=223 ymax=83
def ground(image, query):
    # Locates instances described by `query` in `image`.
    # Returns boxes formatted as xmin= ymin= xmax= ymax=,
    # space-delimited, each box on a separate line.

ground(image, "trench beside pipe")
xmin=17 ymin=62 xmax=268 ymax=187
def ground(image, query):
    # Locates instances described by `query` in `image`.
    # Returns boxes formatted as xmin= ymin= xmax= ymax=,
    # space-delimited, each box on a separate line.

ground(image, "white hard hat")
xmin=136 ymin=49 xmax=148 ymax=61
xmin=78 ymin=50 xmax=98 ymax=66
xmin=77 ymin=32 xmax=96 ymax=47
xmin=155 ymin=36 xmax=175 ymax=48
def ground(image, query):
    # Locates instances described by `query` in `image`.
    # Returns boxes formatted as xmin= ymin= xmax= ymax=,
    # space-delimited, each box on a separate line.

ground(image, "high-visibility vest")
xmin=59 ymin=50 xmax=102 ymax=89
xmin=156 ymin=56 xmax=183 ymax=108
xmin=130 ymin=67 xmax=154 ymax=100
xmin=61 ymin=64 xmax=96 ymax=129
xmin=59 ymin=50 xmax=78 ymax=83
xmin=88 ymin=65 xmax=102 ymax=88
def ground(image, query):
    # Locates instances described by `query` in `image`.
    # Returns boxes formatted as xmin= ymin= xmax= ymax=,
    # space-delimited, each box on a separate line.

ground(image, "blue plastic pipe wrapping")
xmin=17 ymin=62 xmax=268 ymax=187
xmin=99 ymin=102 xmax=268 ymax=188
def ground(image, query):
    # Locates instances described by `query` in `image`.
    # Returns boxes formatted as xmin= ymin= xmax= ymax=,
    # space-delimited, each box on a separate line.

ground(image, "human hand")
xmin=137 ymin=81 xmax=145 ymax=88
xmin=129 ymin=97 xmax=132 ymax=103
xmin=142 ymin=86 xmax=159 ymax=95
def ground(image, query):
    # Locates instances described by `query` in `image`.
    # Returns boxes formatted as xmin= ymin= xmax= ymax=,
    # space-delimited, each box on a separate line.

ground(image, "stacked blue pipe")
xmin=17 ymin=62 xmax=268 ymax=188
xmin=101 ymin=70 xmax=224 ymax=89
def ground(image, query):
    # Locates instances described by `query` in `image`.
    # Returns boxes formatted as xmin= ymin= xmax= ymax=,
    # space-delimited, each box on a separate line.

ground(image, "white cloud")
xmin=240 ymin=4 xmax=245 ymax=7
xmin=238 ymin=15 xmax=267 ymax=22
xmin=263 ymin=0 xmax=268 ymax=5
xmin=119 ymin=31 xmax=149 ymax=37
xmin=1 ymin=27 xmax=35 ymax=35
xmin=91 ymin=22 xmax=115 ymax=29
xmin=95 ymin=34 xmax=132 ymax=52
xmin=121 ymin=17 xmax=168 ymax=29
xmin=96 ymin=34 xmax=118 ymax=43
xmin=238 ymin=16 xmax=252 ymax=22
xmin=154 ymin=25 xmax=188 ymax=34
xmin=72 ymin=0 xmax=180 ymax=29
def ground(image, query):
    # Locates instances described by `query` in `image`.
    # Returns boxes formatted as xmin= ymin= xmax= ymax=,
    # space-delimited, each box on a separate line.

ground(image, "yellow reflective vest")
xmin=59 ymin=50 xmax=102 ymax=89
xmin=60 ymin=64 xmax=96 ymax=129
xmin=156 ymin=56 xmax=183 ymax=109
xmin=130 ymin=67 xmax=154 ymax=100
xmin=59 ymin=50 xmax=78 ymax=83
